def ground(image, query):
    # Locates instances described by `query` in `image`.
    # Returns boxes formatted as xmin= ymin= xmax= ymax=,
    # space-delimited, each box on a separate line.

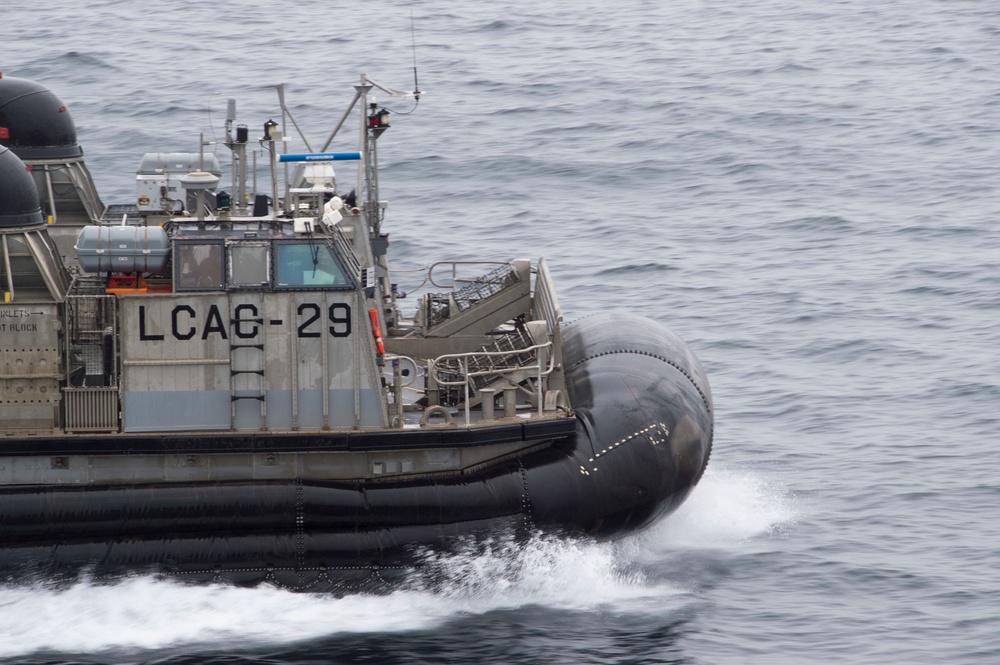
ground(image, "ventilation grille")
xmin=63 ymin=387 xmax=118 ymax=432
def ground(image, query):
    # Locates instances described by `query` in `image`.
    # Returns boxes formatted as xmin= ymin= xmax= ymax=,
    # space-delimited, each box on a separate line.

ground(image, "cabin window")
xmin=174 ymin=242 xmax=224 ymax=290
xmin=228 ymin=243 xmax=270 ymax=288
xmin=274 ymin=242 xmax=350 ymax=289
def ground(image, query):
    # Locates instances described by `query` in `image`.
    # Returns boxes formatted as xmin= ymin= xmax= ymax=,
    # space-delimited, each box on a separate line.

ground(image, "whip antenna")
xmin=411 ymin=10 xmax=421 ymax=101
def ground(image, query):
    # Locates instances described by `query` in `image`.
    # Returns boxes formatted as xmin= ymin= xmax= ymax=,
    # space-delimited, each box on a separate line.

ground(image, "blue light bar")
xmin=278 ymin=152 xmax=362 ymax=162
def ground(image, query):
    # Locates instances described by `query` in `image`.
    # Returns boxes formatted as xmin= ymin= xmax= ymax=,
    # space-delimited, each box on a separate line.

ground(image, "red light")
xmin=25 ymin=164 xmax=33 ymax=171
xmin=0 ymin=127 xmax=8 ymax=139
xmin=58 ymin=105 xmax=67 ymax=113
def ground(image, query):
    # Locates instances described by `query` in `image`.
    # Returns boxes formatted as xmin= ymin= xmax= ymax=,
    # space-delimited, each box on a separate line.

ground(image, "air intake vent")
xmin=63 ymin=386 xmax=118 ymax=432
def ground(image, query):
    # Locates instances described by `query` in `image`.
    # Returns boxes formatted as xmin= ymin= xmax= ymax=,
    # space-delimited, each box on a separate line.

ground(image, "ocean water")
xmin=2 ymin=0 xmax=999 ymax=663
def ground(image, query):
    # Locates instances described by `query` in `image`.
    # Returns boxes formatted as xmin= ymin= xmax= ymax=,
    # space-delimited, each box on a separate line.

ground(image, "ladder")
xmin=229 ymin=294 xmax=267 ymax=430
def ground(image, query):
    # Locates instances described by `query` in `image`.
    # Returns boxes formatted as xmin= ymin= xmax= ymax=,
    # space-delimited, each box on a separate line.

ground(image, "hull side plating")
xmin=0 ymin=314 xmax=711 ymax=591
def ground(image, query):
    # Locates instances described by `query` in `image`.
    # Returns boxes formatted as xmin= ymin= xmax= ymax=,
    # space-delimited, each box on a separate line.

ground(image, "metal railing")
xmin=429 ymin=340 xmax=556 ymax=425
xmin=424 ymin=261 xmax=521 ymax=327
xmin=533 ymin=257 xmax=563 ymax=331
xmin=427 ymin=261 xmax=514 ymax=289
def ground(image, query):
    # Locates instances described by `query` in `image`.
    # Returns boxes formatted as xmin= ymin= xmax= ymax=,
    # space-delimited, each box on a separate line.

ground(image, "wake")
xmin=0 ymin=465 xmax=794 ymax=660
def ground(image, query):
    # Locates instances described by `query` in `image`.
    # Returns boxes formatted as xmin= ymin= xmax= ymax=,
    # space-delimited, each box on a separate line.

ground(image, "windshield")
xmin=274 ymin=242 xmax=350 ymax=288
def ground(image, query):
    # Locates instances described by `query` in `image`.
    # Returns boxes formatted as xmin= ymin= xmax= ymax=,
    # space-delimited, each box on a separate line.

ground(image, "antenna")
xmin=410 ymin=10 xmax=421 ymax=101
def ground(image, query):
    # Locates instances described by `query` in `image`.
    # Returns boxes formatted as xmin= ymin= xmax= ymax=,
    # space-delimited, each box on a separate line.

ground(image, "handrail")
xmin=534 ymin=257 xmax=563 ymax=329
xmin=429 ymin=340 xmax=555 ymax=424
xmin=427 ymin=261 xmax=512 ymax=289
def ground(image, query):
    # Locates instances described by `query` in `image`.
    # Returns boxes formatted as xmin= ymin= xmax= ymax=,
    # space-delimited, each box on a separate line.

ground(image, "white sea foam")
xmin=647 ymin=465 xmax=798 ymax=550
xmin=0 ymin=541 xmax=668 ymax=659
xmin=0 ymin=465 xmax=789 ymax=660
xmin=0 ymin=577 xmax=446 ymax=658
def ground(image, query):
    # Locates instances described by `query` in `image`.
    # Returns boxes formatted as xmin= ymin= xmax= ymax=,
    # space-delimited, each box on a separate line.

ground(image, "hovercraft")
xmin=0 ymin=73 xmax=712 ymax=591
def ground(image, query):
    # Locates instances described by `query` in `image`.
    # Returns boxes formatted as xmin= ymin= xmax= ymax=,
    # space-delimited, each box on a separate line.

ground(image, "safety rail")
xmin=429 ymin=340 xmax=556 ymax=425
xmin=427 ymin=261 xmax=514 ymax=289
xmin=65 ymin=286 xmax=118 ymax=386
xmin=425 ymin=261 xmax=522 ymax=328
xmin=534 ymin=257 xmax=563 ymax=330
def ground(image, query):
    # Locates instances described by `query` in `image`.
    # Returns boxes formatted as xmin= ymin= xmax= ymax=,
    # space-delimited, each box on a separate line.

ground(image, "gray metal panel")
xmin=123 ymin=390 xmax=231 ymax=432
xmin=0 ymin=303 xmax=61 ymax=429
xmin=119 ymin=293 xmax=233 ymax=431
xmin=317 ymin=388 xmax=384 ymax=428
xmin=0 ymin=439 xmax=549 ymax=485
xmin=357 ymin=389 xmax=384 ymax=428
xmin=233 ymin=391 xmax=263 ymax=430
xmin=116 ymin=290 xmax=387 ymax=433
xmin=295 ymin=388 xmax=324 ymax=430
xmin=265 ymin=390 xmax=292 ymax=430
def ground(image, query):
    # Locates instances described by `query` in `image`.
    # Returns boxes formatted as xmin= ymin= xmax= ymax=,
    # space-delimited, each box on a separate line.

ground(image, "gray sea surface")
xmin=2 ymin=0 xmax=999 ymax=663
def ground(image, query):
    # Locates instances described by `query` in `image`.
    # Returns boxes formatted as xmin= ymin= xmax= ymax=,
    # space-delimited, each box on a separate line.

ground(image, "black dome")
xmin=0 ymin=73 xmax=83 ymax=160
xmin=0 ymin=146 xmax=44 ymax=227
